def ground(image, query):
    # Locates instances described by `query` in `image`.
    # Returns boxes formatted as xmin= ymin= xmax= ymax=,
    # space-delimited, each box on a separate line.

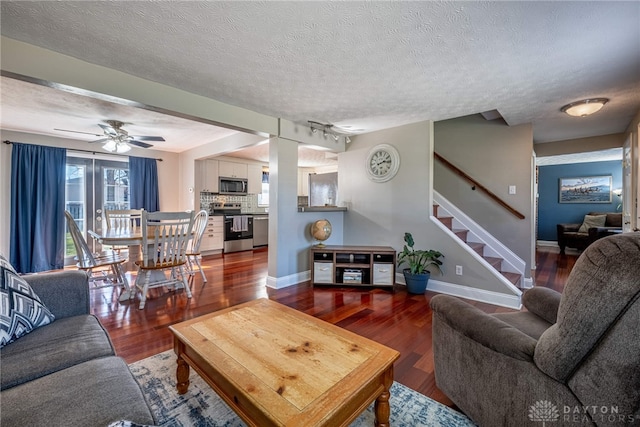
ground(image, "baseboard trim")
xmin=269 ymin=271 xmax=523 ymax=309
xmin=536 ymin=240 xmax=558 ymax=247
xmin=265 ymin=270 xmax=310 ymax=289
xmin=426 ymin=279 xmax=523 ymax=309
xmin=522 ymin=277 xmax=534 ymax=289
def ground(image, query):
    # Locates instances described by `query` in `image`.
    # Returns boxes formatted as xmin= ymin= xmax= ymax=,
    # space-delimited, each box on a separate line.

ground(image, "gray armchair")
xmin=431 ymin=233 xmax=640 ymax=426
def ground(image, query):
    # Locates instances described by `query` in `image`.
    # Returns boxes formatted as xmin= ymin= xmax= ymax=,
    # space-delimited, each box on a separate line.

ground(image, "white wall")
xmin=434 ymin=114 xmax=534 ymax=273
xmin=0 ymin=138 xmax=11 ymax=255
xmin=265 ymin=137 xmax=344 ymax=289
xmin=340 ymin=121 xmax=433 ymax=246
xmin=624 ymin=110 xmax=640 ymax=230
xmin=340 ymin=121 xmax=519 ymax=296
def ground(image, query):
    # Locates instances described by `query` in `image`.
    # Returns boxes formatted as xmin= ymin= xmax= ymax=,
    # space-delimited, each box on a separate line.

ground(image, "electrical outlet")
xmin=509 ymin=185 xmax=516 ymax=195
xmin=455 ymin=265 xmax=463 ymax=276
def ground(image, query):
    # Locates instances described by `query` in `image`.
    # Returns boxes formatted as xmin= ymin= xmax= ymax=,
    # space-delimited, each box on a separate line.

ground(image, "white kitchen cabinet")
xmin=298 ymin=168 xmax=313 ymax=196
xmin=218 ymin=160 xmax=248 ymax=179
xmin=200 ymin=216 xmax=224 ymax=253
xmin=195 ymin=159 xmax=219 ymax=193
xmin=247 ymin=164 xmax=263 ymax=195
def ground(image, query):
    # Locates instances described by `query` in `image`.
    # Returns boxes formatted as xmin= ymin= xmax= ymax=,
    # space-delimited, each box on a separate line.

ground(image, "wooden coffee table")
xmin=169 ymin=298 xmax=400 ymax=427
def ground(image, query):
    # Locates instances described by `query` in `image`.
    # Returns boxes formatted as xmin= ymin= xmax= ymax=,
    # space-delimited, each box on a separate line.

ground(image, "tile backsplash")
xmin=199 ymin=193 xmax=266 ymax=213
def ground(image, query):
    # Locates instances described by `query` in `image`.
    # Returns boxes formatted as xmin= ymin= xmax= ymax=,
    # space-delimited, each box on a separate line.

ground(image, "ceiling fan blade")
xmin=98 ymin=123 xmax=118 ymax=137
xmin=128 ymin=140 xmax=153 ymax=149
xmin=54 ymin=128 xmax=103 ymax=137
xmin=89 ymin=138 xmax=110 ymax=144
xmin=130 ymin=136 xmax=165 ymax=141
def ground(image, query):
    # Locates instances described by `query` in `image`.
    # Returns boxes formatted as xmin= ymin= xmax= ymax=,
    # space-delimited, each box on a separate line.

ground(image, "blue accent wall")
xmin=538 ymin=160 xmax=622 ymax=241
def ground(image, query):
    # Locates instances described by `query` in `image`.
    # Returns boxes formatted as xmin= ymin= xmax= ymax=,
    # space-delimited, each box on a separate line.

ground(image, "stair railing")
xmin=434 ymin=152 xmax=525 ymax=220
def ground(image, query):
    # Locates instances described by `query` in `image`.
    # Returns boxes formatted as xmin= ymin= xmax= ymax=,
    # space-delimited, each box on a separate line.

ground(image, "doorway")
xmin=64 ymin=156 xmax=130 ymax=263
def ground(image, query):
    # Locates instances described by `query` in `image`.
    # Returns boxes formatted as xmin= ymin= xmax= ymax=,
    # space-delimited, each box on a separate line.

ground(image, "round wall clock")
xmin=365 ymin=143 xmax=400 ymax=183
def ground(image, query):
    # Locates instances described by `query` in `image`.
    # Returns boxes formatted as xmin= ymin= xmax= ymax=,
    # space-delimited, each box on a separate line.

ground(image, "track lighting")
xmin=308 ymin=121 xmax=353 ymax=143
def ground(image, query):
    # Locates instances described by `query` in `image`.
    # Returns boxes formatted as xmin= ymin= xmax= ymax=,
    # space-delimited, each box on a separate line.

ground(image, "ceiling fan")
xmin=55 ymin=120 xmax=165 ymax=153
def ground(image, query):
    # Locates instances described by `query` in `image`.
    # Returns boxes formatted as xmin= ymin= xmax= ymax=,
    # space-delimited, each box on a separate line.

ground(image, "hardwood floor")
xmin=90 ymin=245 xmax=578 ymax=408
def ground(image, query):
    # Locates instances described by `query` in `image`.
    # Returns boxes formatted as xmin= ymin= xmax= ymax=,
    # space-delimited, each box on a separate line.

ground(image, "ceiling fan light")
xmin=116 ymin=142 xmax=132 ymax=153
xmin=103 ymin=140 xmax=117 ymax=152
xmin=561 ymin=98 xmax=609 ymax=117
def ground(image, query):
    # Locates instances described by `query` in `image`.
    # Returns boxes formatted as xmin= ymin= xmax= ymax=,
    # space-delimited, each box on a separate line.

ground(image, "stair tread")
xmin=467 ymin=242 xmax=485 ymax=248
xmin=437 ymin=216 xmax=453 ymax=229
xmin=483 ymin=256 xmax=502 ymax=268
xmin=501 ymin=271 xmax=522 ymax=286
xmin=436 ymin=207 xmax=522 ymax=288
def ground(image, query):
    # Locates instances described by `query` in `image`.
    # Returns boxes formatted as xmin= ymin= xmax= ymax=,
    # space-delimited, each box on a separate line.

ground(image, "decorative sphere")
xmin=311 ymin=219 xmax=332 ymax=244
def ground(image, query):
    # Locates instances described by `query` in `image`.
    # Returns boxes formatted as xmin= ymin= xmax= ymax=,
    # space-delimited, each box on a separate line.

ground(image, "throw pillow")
xmin=578 ymin=214 xmax=607 ymax=233
xmin=108 ymin=421 xmax=153 ymax=427
xmin=0 ymin=266 xmax=55 ymax=348
xmin=0 ymin=254 xmax=16 ymax=274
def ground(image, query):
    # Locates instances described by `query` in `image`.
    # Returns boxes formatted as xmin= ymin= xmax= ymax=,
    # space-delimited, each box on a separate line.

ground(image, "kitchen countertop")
xmin=298 ymin=206 xmax=348 ymax=212
xmin=208 ymin=212 xmax=268 ymax=216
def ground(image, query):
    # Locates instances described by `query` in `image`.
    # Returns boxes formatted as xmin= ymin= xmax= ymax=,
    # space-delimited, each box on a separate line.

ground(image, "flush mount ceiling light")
xmin=308 ymin=121 xmax=353 ymax=143
xmin=561 ymin=98 xmax=609 ymax=117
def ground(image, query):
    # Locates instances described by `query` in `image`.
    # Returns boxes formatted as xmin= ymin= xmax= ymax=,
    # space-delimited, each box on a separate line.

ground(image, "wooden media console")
xmin=310 ymin=245 xmax=396 ymax=288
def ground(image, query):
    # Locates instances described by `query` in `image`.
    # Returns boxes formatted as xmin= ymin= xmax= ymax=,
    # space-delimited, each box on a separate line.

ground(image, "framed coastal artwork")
xmin=559 ymin=175 xmax=612 ymax=203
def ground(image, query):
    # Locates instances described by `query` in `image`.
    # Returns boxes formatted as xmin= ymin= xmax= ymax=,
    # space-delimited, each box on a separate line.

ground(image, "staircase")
xmin=433 ymin=192 xmax=527 ymax=290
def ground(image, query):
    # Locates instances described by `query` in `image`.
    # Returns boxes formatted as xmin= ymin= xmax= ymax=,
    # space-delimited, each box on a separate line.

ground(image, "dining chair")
xmin=64 ymin=210 xmax=129 ymax=291
xmin=133 ymin=210 xmax=195 ymax=309
xmin=185 ymin=209 xmax=209 ymax=283
xmin=103 ymin=209 xmax=143 ymax=254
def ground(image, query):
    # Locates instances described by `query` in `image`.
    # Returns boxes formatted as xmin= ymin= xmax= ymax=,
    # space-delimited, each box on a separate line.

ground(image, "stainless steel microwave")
xmin=219 ymin=176 xmax=247 ymax=195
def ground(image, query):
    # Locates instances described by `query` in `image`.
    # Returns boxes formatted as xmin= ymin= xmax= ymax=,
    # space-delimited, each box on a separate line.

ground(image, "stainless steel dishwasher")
xmin=253 ymin=215 xmax=268 ymax=247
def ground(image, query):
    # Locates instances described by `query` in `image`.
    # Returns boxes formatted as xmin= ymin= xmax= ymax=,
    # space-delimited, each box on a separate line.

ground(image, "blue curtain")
xmin=129 ymin=156 xmax=160 ymax=212
xmin=10 ymin=143 xmax=67 ymax=273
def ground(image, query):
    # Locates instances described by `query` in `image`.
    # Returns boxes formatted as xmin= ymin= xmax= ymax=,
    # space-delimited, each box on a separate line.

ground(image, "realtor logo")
xmin=529 ymin=400 xmax=560 ymax=426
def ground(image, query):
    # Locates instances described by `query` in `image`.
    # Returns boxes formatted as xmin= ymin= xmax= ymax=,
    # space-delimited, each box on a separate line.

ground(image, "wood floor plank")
xmin=85 ymin=245 xmax=577 ymax=408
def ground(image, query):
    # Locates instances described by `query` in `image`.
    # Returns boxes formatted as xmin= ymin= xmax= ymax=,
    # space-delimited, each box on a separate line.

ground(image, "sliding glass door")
xmin=64 ymin=156 xmax=130 ymax=262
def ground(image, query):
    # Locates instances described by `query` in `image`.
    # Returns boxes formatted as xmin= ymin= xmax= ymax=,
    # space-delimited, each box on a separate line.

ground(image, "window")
xmin=258 ymin=170 xmax=269 ymax=206
xmin=103 ymin=167 xmax=130 ymax=210
xmin=64 ymin=156 xmax=129 ymax=261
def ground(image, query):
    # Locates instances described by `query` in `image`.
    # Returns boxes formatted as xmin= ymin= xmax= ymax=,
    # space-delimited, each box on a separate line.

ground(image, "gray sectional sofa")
xmin=0 ymin=270 xmax=156 ymax=426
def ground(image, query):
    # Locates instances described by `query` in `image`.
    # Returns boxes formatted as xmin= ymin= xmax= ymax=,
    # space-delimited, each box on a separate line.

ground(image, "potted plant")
xmin=397 ymin=232 xmax=444 ymax=294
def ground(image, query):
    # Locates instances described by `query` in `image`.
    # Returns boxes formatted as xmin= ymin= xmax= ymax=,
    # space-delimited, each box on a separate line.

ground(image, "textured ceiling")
xmin=536 ymin=148 xmax=622 ymax=166
xmin=1 ymin=1 xmax=639 ymax=162
xmin=0 ymin=77 xmax=241 ymax=153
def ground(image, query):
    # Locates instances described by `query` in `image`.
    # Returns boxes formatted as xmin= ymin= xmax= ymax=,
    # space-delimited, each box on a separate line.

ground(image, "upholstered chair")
xmin=431 ymin=233 xmax=640 ymax=426
xmin=557 ymin=212 xmax=622 ymax=254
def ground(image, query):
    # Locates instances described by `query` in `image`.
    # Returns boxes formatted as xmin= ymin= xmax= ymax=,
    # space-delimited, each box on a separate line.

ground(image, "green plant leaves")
xmin=397 ymin=232 xmax=444 ymax=275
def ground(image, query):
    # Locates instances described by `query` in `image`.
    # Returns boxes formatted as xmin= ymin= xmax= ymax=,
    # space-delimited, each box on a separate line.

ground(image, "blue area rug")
xmin=129 ymin=350 xmax=476 ymax=427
